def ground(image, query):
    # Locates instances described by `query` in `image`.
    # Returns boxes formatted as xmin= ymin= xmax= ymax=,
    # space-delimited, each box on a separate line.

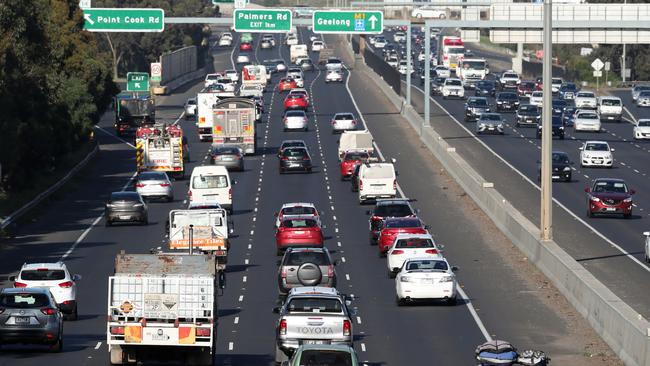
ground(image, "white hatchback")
xmin=395 ymin=258 xmax=458 ymax=305
xmin=634 ymin=119 xmax=650 ymax=140
xmin=330 ymin=112 xmax=358 ymax=133
xmin=12 ymin=262 xmax=81 ymax=320
xmin=387 ymin=234 xmax=442 ymax=277
xmin=574 ymin=110 xmax=602 ymax=132
xmin=579 ymin=140 xmax=614 ymax=168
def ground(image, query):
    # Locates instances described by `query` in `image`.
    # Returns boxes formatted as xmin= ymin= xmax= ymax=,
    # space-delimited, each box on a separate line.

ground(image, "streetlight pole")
xmin=541 ymin=0 xmax=553 ymax=241
xmin=622 ymin=0 xmax=627 ymax=83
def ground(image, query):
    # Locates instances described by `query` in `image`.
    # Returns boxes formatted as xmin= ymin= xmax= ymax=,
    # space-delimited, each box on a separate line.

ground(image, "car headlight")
xmin=439 ymin=276 xmax=454 ymax=283
xmin=479 ymin=123 xmax=486 ymax=128
xmin=563 ymin=167 xmax=571 ymax=172
xmin=497 ymin=101 xmax=503 ymax=104
xmin=590 ymin=196 xmax=600 ymax=202
xmin=583 ymin=154 xmax=591 ymax=159
xmin=400 ymin=276 xmax=412 ymax=283
xmin=559 ymin=126 xmax=564 ymax=130
xmin=623 ymin=197 xmax=633 ymax=203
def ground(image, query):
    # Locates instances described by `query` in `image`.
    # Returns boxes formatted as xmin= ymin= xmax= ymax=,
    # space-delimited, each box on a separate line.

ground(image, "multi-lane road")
xmin=0 ymin=27 xmax=620 ymax=365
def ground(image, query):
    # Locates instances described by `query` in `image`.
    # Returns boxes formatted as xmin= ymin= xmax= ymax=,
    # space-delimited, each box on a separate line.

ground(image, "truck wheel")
xmin=110 ymin=346 xmax=124 ymax=365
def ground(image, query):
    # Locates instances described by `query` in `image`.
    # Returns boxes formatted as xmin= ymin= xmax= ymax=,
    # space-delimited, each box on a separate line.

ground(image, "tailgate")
xmin=286 ymin=314 xmax=346 ymax=340
xmin=364 ymin=178 xmax=391 ymax=192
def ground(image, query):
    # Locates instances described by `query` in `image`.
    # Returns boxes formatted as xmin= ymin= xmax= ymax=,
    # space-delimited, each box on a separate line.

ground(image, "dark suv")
xmin=536 ymin=115 xmax=565 ymax=140
xmin=279 ymin=147 xmax=312 ymax=174
xmin=495 ymin=92 xmax=520 ymax=112
xmin=537 ymin=150 xmax=572 ymax=182
xmin=515 ymin=104 xmax=541 ymax=127
xmin=464 ymin=97 xmax=491 ymax=122
xmin=366 ymin=199 xmax=417 ymax=245
xmin=277 ymin=248 xmax=337 ymax=295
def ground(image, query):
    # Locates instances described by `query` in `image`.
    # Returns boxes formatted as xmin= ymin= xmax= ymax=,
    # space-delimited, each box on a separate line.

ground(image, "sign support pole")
xmin=406 ymin=25 xmax=412 ymax=105
xmin=541 ymin=0 xmax=553 ymax=241
xmin=424 ymin=25 xmax=430 ymax=128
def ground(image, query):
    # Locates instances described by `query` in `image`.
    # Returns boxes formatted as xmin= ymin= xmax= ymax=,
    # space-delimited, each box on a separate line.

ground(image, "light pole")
xmin=622 ymin=0 xmax=627 ymax=83
xmin=540 ymin=0 xmax=553 ymax=241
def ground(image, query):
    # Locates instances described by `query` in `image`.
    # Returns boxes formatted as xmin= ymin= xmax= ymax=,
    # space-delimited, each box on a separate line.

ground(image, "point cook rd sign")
xmin=83 ymin=8 xmax=164 ymax=32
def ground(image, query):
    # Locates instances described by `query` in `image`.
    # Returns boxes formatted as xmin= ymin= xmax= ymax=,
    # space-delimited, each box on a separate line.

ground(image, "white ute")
xmin=597 ymin=96 xmax=623 ymax=122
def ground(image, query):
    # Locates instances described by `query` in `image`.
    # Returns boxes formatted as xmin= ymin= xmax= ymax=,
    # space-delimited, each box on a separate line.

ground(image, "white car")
xmin=574 ymin=110 xmax=602 ymax=132
xmin=374 ymin=37 xmax=387 ymax=48
xmin=326 ymin=58 xmax=343 ymax=71
xmin=291 ymin=74 xmax=305 ymax=88
xmin=636 ymin=91 xmax=650 ymax=107
xmin=634 ymin=119 xmax=650 ymax=140
xmin=644 ymin=231 xmax=650 ymax=263
xmin=11 ymin=262 xmax=81 ymax=319
xmin=326 ymin=70 xmax=344 ymax=83
xmin=218 ymin=37 xmax=232 ymax=47
xmin=311 ymin=40 xmax=325 ymax=52
xmin=393 ymin=32 xmax=406 ymax=43
xmin=631 ymin=85 xmax=650 ymax=101
xmin=286 ymin=35 xmax=298 ymax=46
xmin=275 ymin=202 xmax=321 ymax=228
xmin=286 ymin=67 xmax=303 ymax=79
xmin=551 ymin=77 xmax=564 ymax=93
xmin=499 ymin=71 xmax=521 ymax=89
xmin=442 ymin=78 xmax=465 ymax=99
xmin=330 ymin=112 xmax=358 ymax=133
xmin=386 ymin=56 xmax=399 ymax=68
xmin=530 ymin=91 xmax=544 ymax=107
xmin=217 ymin=77 xmax=236 ymax=92
xmin=395 ymin=258 xmax=458 ymax=305
xmin=433 ymin=65 xmax=451 ymax=78
xmin=236 ymin=54 xmax=250 ymax=64
xmin=575 ymin=91 xmax=598 ymax=109
xmin=225 ymin=69 xmax=239 ymax=82
xmin=579 ymin=141 xmax=614 ymax=168
xmin=397 ymin=61 xmax=413 ymax=75
xmin=411 ymin=6 xmax=447 ymax=19
xmin=283 ymin=109 xmax=308 ymax=131
xmin=387 ymin=234 xmax=442 ymax=277
xmin=204 ymin=73 xmax=220 ymax=88
xmin=220 ymin=32 xmax=233 ymax=41
xmin=184 ymin=97 xmax=197 ymax=118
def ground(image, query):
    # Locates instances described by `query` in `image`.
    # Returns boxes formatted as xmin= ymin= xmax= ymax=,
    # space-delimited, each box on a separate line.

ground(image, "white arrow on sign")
xmin=368 ymin=15 xmax=378 ymax=29
xmin=591 ymin=58 xmax=604 ymax=71
xmin=84 ymin=13 xmax=94 ymax=25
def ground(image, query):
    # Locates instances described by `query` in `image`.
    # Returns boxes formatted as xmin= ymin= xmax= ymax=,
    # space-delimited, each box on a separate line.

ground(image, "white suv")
xmin=412 ymin=6 xmax=447 ymax=19
xmin=11 ymin=262 xmax=81 ymax=320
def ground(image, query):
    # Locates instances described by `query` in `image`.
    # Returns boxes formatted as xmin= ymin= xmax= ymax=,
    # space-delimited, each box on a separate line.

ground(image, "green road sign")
xmin=233 ymin=9 xmax=292 ymax=33
xmin=83 ymin=8 xmax=164 ymax=32
xmin=127 ymin=72 xmax=150 ymax=92
xmin=312 ymin=10 xmax=383 ymax=34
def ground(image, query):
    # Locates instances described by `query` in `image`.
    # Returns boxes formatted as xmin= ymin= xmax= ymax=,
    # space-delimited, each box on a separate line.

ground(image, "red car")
xmin=535 ymin=77 xmax=543 ymax=91
xmin=377 ymin=217 xmax=428 ymax=256
xmin=239 ymin=42 xmax=252 ymax=51
xmin=367 ymin=200 xmax=417 ymax=245
xmin=284 ymin=94 xmax=308 ymax=110
xmin=275 ymin=216 xmax=324 ymax=255
xmin=517 ymin=81 xmax=536 ymax=96
xmin=339 ymin=150 xmax=370 ymax=180
xmin=585 ymin=178 xmax=635 ymax=219
xmin=278 ymin=78 xmax=297 ymax=92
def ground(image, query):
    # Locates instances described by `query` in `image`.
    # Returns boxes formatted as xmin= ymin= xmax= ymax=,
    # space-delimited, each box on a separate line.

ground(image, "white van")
xmin=189 ymin=165 xmax=232 ymax=212
xmin=358 ymin=163 xmax=397 ymax=204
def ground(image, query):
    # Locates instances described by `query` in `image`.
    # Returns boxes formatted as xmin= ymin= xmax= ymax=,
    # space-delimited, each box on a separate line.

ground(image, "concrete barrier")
xmin=353 ymin=43 xmax=650 ymax=366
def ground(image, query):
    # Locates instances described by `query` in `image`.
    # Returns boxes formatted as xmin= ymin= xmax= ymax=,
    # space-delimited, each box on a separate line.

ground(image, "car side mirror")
xmin=72 ymin=274 xmax=82 ymax=281
xmin=578 ymin=147 xmax=583 ymax=150
xmin=584 ymin=187 xmax=591 ymax=193
xmin=229 ymin=228 xmax=234 ymax=235
xmin=630 ymin=189 xmax=636 ymax=195
xmin=218 ymin=272 xmax=226 ymax=290
xmin=644 ymin=231 xmax=650 ymax=237
xmin=391 ymin=158 xmax=397 ymax=164
xmin=451 ymin=266 xmax=459 ymax=272
xmin=272 ymin=306 xmax=281 ymax=314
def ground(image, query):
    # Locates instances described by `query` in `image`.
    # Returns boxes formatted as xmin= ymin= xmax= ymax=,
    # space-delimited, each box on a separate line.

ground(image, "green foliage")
xmin=0 ymin=0 xmax=116 ymax=191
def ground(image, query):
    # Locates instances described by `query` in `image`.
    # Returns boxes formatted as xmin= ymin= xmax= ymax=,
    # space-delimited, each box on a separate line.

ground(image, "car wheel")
xmin=379 ymin=250 xmax=386 ymax=258
xmin=396 ymin=296 xmax=405 ymax=307
xmin=167 ymin=195 xmax=174 ymax=203
xmin=446 ymin=296 xmax=457 ymax=306
xmin=587 ymin=208 xmax=594 ymax=218
xmin=645 ymin=253 xmax=649 ymax=263
xmin=624 ymin=212 xmax=632 ymax=219
xmin=565 ymin=175 xmax=572 ymax=182
xmin=105 ymin=219 xmax=112 ymax=227
xmin=560 ymin=135 xmax=565 ymax=140
xmin=388 ymin=270 xmax=396 ymax=279
xmin=67 ymin=305 xmax=78 ymax=321
xmin=142 ymin=217 xmax=149 ymax=226
xmin=50 ymin=338 xmax=63 ymax=353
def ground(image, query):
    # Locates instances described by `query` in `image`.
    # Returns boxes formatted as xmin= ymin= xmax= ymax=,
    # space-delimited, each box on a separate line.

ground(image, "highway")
xmin=364 ymin=28 xmax=650 ymax=320
xmin=0 ymin=27 xmax=619 ymax=366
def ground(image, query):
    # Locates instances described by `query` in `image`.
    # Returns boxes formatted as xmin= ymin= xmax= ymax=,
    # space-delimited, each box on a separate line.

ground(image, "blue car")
xmin=562 ymin=107 xmax=578 ymax=127
xmin=559 ymin=82 xmax=579 ymax=100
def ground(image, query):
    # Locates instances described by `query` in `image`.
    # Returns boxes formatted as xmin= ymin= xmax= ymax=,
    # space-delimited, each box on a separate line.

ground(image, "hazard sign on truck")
xmin=136 ymin=123 xmax=185 ymax=178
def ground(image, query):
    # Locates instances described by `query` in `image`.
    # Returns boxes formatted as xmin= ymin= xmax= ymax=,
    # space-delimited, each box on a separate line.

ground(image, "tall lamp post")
xmin=540 ymin=0 xmax=553 ymax=241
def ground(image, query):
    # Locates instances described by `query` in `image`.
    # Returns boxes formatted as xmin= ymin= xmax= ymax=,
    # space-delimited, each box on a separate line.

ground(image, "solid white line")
xmin=94 ymin=125 xmax=136 ymax=148
xmin=95 ymin=341 xmax=102 ymax=350
xmin=234 ymin=317 xmax=239 ymax=324
xmin=228 ymin=342 xmax=234 ymax=351
xmin=457 ymin=285 xmax=492 ymax=342
xmin=361 ymin=343 xmax=367 ymax=352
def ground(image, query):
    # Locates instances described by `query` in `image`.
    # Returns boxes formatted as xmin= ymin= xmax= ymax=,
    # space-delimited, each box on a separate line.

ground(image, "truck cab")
xmin=114 ymin=92 xmax=155 ymax=136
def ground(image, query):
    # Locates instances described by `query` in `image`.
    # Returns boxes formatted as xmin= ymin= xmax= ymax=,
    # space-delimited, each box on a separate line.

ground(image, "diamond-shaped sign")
xmin=591 ymin=58 xmax=604 ymax=71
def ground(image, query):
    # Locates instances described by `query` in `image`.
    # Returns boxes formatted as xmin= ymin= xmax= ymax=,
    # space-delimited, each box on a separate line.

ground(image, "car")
xmin=331 ymin=112 xmax=358 ymax=133
xmin=529 ymin=91 xmax=544 ymax=107
xmin=278 ymin=139 xmax=308 ymax=158
xmin=636 ymin=91 xmax=650 ymax=107
xmin=536 ymin=115 xmax=565 ymax=139
xmin=499 ymin=70 xmax=521 ymax=89
xmin=11 ymin=262 xmax=81 ymax=320
xmin=184 ymin=97 xmax=197 ymax=118
xmin=134 ymin=171 xmax=173 ymax=202
xmin=474 ymin=79 xmax=496 ymax=97
xmin=239 ymin=84 xmax=264 ymax=98
xmin=366 ymin=199 xmax=417 ymax=245
xmin=495 ymin=92 xmax=520 ymax=112
xmin=464 ymin=97 xmax=490 ymax=122
xmin=386 ymin=55 xmax=399 ymax=68
xmin=393 ymin=31 xmax=406 ymax=43
xmin=0 ymin=287 xmax=64 ymax=352
xmin=441 ymin=78 xmax=464 ymax=99
xmin=575 ymin=91 xmax=598 ymax=109
xmin=562 ymin=106 xmax=578 ymax=127
xmin=395 ymin=258 xmax=459 ymax=305
xmin=412 ymin=6 xmax=447 ymax=19
xmin=534 ymin=76 xmax=544 ymax=91
xmin=559 ymin=82 xmax=579 ymax=100
xmin=105 ymin=191 xmax=148 ymax=226
xmin=551 ymin=77 xmax=564 ymax=94
xmin=397 ymin=60 xmax=413 ymax=75
xmin=517 ymin=81 xmax=536 ymax=96
xmin=537 ymin=150 xmax=573 ymax=182
xmin=204 ymin=73 xmax=220 ymax=88
xmin=377 ymin=217 xmax=429 ymax=256
xmin=551 ymin=99 xmax=567 ymax=115
xmin=430 ymin=76 xmax=447 ymax=95
xmin=631 ymin=84 xmax=650 ymax=101
xmin=286 ymin=67 xmax=303 ymax=79
xmin=283 ymin=109 xmax=309 ymax=131
xmin=236 ymin=54 xmax=250 ymax=64
xmin=277 ymin=247 xmax=336 ymax=295
xmin=297 ymin=58 xmax=314 ymax=72
xmin=188 ymin=165 xmax=233 ymax=212
xmin=644 ymin=231 xmax=650 ymax=263
xmin=239 ymin=42 xmax=252 ymax=51
xmin=284 ymin=93 xmax=309 ymax=110
xmin=476 ymin=113 xmax=505 ymax=135
xmin=240 ymin=33 xmax=253 ymax=43
xmin=433 ymin=65 xmax=451 ymax=78
xmin=260 ymin=38 xmax=273 ymax=49
xmin=515 ymin=104 xmax=541 ymax=127
xmin=278 ymin=77 xmax=298 ymax=92
xmin=275 ymin=202 xmax=321 ymax=228
xmin=311 ymin=40 xmax=324 ymax=52
xmin=574 ymin=110 xmax=602 ymax=132
xmin=275 ymin=216 xmax=323 ymax=255
xmin=585 ymin=178 xmax=634 ymax=218
xmin=261 ymin=34 xmax=276 ymax=47
xmin=224 ymin=69 xmax=239 ymax=82
xmin=597 ymin=96 xmax=623 ymax=122
xmin=325 ymin=57 xmax=343 ymax=71
xmin=216 ymin=77 xmax=236 ymax=92
xmin=339 ymin=150 xmax=371 ymax=180
xmin=279 ymin=147 xmax=312 ymax=174
xmin=284 ymin=345 xmax=360 ymax=366
xmin=579 ymin=141 xmax=614 ymax=168
xmin=286 ymin=35 xmax=298 ymax=46
xmin=325 ymin=70 xmax=344 ymax=83
xmin=218 ymin=36 xmax=232 ymax=47
xmin=386 ymin=233 xmax=442 ymax=278
xmin=210 ymin=146 xmax=244 ymax=171
xmin=634 ymin=119 xmax=650 ymax=140
xmin=374 ymin=36 xmax=387 ymax=48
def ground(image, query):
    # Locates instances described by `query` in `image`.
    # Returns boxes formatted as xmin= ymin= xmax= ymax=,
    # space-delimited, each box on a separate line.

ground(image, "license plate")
xmin=14 ymin=316 xmax=30 ymax=324
xmin=222 ymin=156 xmax=233 ymax=161
xmin=552 ymin=175 xmax=560 ymax=179
xmin=294 ymin=231 xmax=305 ymax=234
xmin=304 ymin=340 xmax=328 ymax=345
xmin=606 ymin=208 xmax=617 ymax=211
xmin=422 ymin=278 xmax=435 ymax=284
xmin=289 ymin=163 xmax=301 ymax=167
xmin=119 ymin=215 xmax=131 ymax=220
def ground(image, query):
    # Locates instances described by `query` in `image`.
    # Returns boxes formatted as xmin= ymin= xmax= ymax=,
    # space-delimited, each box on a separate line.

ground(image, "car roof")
xmin=584 ymin=140 xmax=608 ymax=144
xmin=21 ymin=262 xmax=67 ymax=271
xmin=282 ymin=202 xmax=317 ymax=209
xmin=288 ymin=286 xmax=340 ymax=296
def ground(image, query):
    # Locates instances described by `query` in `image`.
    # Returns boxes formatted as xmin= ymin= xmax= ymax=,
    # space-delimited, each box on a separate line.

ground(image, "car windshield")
xmin=519 ymin=105 xmax=538 ymax=113
xmin=482 ymin=114 xmax=501 ymax=121
xmin=287 ymin=298 xmax=342 ymax=313
xmin=600 ymin=99 xmax=621 ymax=106
xmin=21 ymin=269 xmax=66 ymax=281
xmin=577 ymin=92 xmax=595 ymax=98
xmin=635 ymin=86 xmax=650 ymax=92
xmin=552 ymin=100 xmax=566 ymax=108
xmin=286 ymin=111 xmax=306 ymax=117
xmin=213 ymin=147 xmax=240 ymax=154
xmin=206 ymin=75 xmax=218 ymax=81
xmin=585 ymin=143 xmax=609 ymax=151
xmin=187 ymin=99 xmax=196 ymax=105
xmin=503 ymin=73 xmax=518 ymax=79
xmin=285 ymin=251 xmax=329 ymax=266
xmin=520 ymin=81 xmax=535 ymax=88
xmin=468 ymin=98 xmax=488 ymax=107
xmin=298 ymin=350 xmax=353 ymax=366
xmin=552 ymin=78 xmax=563 ymax=84
xmin=385 ymin=218 xmax=421 ymax=228
xmin=639 ymin=91 xmax=650 ymax=97
xmin=374 ymin=204 xmax=413 ymax=217
xmin=395 ymin=238 xmax=435 ymax=248
xmin=335 ymin=114 xmax=354 ymax=120
xmin=282 ymin=206 xmax=316 ymax=216
xmin=344 ymin=152 xmax=369 ymax=161
xmin=0 ymin=293 xmax=50 ymax=308
xmin=192 ymin=175 xmax=228 ymax=189
xmin=552 ymin=153 xmax=570 ymax=164
xmin=446 ymin=79 xmax=462 ymax=86
xmin=579 ymin=113 xmax=598 ymax=119
xmin=138 ymin=172 xmax=168 ymax=181
xmin=638 ymin=120 xmax=650 ymax=127
xmin=406 ymin=260 xmax=448 ymax=271
xmin=499 ymin=93 xmax=518 ymax=100
xmin=593 ymin=181 xmax=628 ymax=193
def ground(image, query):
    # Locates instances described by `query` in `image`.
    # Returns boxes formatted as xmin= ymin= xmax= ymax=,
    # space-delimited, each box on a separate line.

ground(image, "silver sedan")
xmin=476 ymin=113 xmax=505 ymax=135
xmin=134 ymin=171 xmax=174 ymax=202
xmin=330 ymin=112 xmax=358 ymax=133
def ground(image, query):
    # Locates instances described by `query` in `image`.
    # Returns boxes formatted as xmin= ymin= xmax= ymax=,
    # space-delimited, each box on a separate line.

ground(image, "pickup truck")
xmin=274 ymin=287 xmax=354 ymax=364
xmin=597 ymin=96 xmax=623 ymax=122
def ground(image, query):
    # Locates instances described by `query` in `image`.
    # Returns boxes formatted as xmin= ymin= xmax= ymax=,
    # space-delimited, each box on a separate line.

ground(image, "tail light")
xmin=281 ymin=156 xmax=289 ymax=161
xmin=279 ymin=319 xmax=287 ymax=335
xmin=160 ymin=183 xmax=170 ymax=187
xmin=331 ymin=120 xmax=336 ymax=125
xmin=196 ymin=328 xmax=211 ymax=337
xmin=229 ymin=188 xmax=232 ymax=201
xmin=391 ymin=250 xmax=405 ymax=255
xmin=443 ymin=55 xmax=449 ymax=60
xmin=393 ymin=179 xmax=397 ymax=190
xmin=327 ymin=265 xmax=334 ymax=278
xmin=352 ymin=120 xmax=357 ymax=125
xmin=188 ymin=190 xmax=193 ymax=201
xmin=59 ymin=281 xmax=74 ymax=288
xmin=281 ymin=267 xmax=287 ymax=278
xmin=41 ymin=308 xmax=57 ymax=316
xmin=135 ymin=183 xmax=145 ymax=188
xmin=359 ymin=180 xmax=363 ymax=190
xmin=14 ymin=282 xmax=27 ymax=288
xmin=343 ymin=320 xmax=351 ymax=336
xmin=110 ymin=326 xmax=125 ymax=335
xmin=425 ymin=249 xmax=439 ymax=254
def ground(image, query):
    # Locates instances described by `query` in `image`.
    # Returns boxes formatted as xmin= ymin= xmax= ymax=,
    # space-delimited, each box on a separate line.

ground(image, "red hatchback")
xmin=284 ymin=94 xmax=309 ymax=110
xmin=239 ymin=42 xmax=252 ymax=51
xmin=278 ymin=78 xmax=297 ymax=92
xmin=585 ymin=178 xmax=635 ymax=218
xmin=517 ymin=81 xmax=536 ymax=96
xmin=339 ymin=150 xmax=370 ymax=180
xmin=275 ymin=216 xmax=324 ymax=255
xmin=377 ymin=217 xmax=428 ymax=256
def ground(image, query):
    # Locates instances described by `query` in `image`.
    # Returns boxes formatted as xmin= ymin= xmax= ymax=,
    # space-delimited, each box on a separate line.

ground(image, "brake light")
xmin=425 ymin=249 xmax=439 ymax=254
xmin=135 ymin=183 xmax=145 ymax=188
xmin=160 ymin=183 xmax=170 ymax=187
xmin=14 ymin=282 xmax=27 ymax=288
xmin=229 ymin=188 xmax=232 ymax=201
xmin=110 ymin=326 xmax=125 ymax=335
xmin=359 ymin=180 xmax=363 ymax=190
xmin=188 ymin=190 xmax=193 ymax=201
xmin=352 ymin=120 xmax=357 ymax=125
xmin=281 ymin=156 xmax=288 ymax=161
xmin=281 ymin=267 xmax=287 ymax=278
xmin=393 ymin=179 xmax=397 ymax=190
xmin=327 ymin=265 xmax=334 ymax=278
xmin=41 ymin=308 xmax=57 ymax=316
xmin=391 ymin=250 xmax=405 ymax=255
xmin=196 ymin=327 xmax=211 ymax=337
xmin=279 ymin=319 xmax=287 ymax=335
xmin=343 ymin=320 xmax=351 ymax=336
xmin=58 ymin=281 xmax=74 ymax=288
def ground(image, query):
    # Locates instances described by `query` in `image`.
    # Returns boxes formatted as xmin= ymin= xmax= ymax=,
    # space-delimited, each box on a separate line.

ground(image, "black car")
xmin=464 ymin=97 xmax=491 ymax=122
xmin=105 ymin=191 xmax=148 ymax=226
xmin=536 ymin=115 xmax=565 ymax=140
xmin=475 ymin=80 xmax=497 ymax=97
xmin=262 ymin=59 xmax=279 ymax=73
xmin=495 ymin=92 xmax=520 ymax=112
xmin=551 ymin=99 xmax=567 ymax=115
xmin=298 ymin=58 xmax=314 ymax=71
xmin=537 ymin=150 xmax=572 ymax=182
xmin=279 ymin=147 xmax=312 ymax=174
xmin=515 ymin=104 xmax=541 ymax=127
